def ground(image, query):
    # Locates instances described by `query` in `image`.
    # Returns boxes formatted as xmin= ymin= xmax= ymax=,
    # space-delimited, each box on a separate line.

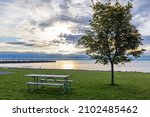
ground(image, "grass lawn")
xmin=0 ymin=68 xmax=150 ymax=100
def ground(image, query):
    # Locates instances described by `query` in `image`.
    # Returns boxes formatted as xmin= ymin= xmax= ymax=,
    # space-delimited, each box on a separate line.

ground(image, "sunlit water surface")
xmin=0 ymin=60 xmax=149 ymax=73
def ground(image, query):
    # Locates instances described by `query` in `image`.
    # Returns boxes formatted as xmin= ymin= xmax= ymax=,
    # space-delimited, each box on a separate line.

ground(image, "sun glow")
xmin=40 ymin=22 xmax=73 ymax=40
xmin=58 ymin=44 xmax=75 ymax=54
xmin=62 ymin=63 xmax=74 ymax=69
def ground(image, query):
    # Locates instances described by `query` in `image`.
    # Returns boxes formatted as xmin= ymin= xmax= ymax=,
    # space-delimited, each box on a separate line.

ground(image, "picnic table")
xmin=24 ymin=74 xmax=72 ymax=94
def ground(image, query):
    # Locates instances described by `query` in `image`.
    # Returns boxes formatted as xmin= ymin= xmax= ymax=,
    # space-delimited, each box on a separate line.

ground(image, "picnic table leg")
xmin=62 ymin=77 xmax=69 ymax=93
xmin=40 ymin=79 xmax=45 ymax=89
xmin=36 ymin=77 xmax=39 ymax=89
xmin=58 ymin=86 xmax=63 ymax=94
xmin=27 ymin=84 xmax=35 ymax=92
xmin=33 ymin=76 xmax=36 ymax=90
xmin=68 ymin=82 xmax=71 ymax=91
xmin=32 ymin=76 xmax=39 ymax=90
xmin=27 ymin=84 xmax=33 ymax=92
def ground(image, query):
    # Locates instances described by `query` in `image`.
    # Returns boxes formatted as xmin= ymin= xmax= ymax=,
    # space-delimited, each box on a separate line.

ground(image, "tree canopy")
xmin=78 ymin=0 xmax=145 ymax=85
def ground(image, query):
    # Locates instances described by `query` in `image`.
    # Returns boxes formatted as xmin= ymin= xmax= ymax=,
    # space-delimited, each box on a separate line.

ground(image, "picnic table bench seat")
xmin=39 ymin=79 xmax=73 ymax=90
xmin=26 ymin=82 xmax=64 ymax=86
xmin=26 ymin=82 xmax=64 ymax=92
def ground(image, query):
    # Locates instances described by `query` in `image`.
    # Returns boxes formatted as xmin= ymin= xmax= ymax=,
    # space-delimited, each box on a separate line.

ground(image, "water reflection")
xmin=62 ymin=64 xmax=73 ymax=69
xmin=62 ymin=62 xmax=74 ymax=69
xmin=0 ymin=60 xmax=149 ymax=73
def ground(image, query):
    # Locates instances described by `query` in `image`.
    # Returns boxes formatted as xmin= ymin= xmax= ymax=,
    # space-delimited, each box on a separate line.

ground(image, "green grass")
xmin=0 ymin=68 xmax=150 ymax=100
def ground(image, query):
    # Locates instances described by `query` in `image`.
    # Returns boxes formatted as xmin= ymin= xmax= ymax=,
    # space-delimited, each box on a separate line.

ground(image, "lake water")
xmin=0 ymin=60 xmax=150 ymax=73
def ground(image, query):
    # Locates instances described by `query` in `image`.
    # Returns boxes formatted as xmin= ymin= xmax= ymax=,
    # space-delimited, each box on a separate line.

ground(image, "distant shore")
xmin=0 ymin=60 xmax=56 ymax=63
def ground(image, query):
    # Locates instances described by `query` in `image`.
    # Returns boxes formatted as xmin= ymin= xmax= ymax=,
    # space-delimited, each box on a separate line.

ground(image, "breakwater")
xmin=0 ymin=60 xmax=56 ymax=63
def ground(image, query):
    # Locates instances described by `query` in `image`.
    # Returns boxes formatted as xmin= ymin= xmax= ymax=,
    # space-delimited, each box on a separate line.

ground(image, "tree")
xmin=78 ymin=0 xmax=145 ymax=85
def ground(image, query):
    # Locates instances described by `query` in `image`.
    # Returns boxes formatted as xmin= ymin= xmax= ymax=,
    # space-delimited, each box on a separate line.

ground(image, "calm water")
xmin=0 ymin=60 xmax=150 ymax=73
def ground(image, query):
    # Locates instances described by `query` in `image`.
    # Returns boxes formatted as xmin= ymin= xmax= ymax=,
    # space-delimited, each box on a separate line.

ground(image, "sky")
xmin=0 ymin=0 xmax=150 ymax=55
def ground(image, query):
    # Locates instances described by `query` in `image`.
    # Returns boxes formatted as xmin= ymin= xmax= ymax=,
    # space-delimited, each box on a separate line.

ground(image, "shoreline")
xmin=0 ymin=66 xmax=149 ymax=74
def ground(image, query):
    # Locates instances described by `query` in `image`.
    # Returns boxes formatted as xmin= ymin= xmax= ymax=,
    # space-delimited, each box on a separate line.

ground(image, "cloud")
xmin=0 ymin=0 xmax=150 ymax=54
xmin=6 ymin=42 xmax=35 ymax=47
xmin=141 ymin=36 xmax=150 ymax=53
xmin=6 ymin=39 xmax=71 ymax=47
xmin=0 ymin=0 xmax=91 ymax=54
xmin=131 ymin=0 xmax=150 ymax=35
xmin=13 ymin=0 xmax=91 ymax=46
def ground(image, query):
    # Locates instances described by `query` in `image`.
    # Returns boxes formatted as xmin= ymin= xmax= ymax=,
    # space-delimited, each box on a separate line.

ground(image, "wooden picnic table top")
xmin=24 ymin=74 xmax=70 ymax=78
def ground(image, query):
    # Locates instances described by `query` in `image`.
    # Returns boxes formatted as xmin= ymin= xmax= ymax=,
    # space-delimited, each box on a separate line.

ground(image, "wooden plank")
xmin=55 ymin=80 xmax=73 ymax=82
xmin=25 ymin=74 xmax=70 ymax=78
xmin=26 ymin=82 xmax=64 ymax=86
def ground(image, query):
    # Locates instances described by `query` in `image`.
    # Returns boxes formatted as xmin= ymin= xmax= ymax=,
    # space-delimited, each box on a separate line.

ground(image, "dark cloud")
xmin=38 ymin=20 xmax=53 ymax=31
xmin=22 ymin=27 xmax=36 ymax=34
xmin=57 ymin=15 xmax=91 ymax=26
xmin=38 ymin=21 xmax=51 ymax=27
xmin=19 ymin=0 xmax=52 ymax=6
xmin=58 ymin=50 xmax=70 ymax=53
xmin=5 ymin=39 xmax=71 ymax=48
xmin=58 ymin=0 xmax=91 ymax=26
xmin=6 ymin=42 xmax=35 ymax=47
xmin=41 ymin=0 xmax=51 ymax=2
xmin=39 ymin=0 xmax=90 ymax=31
xmin=61 ymin=34 xmax=82 ymax=43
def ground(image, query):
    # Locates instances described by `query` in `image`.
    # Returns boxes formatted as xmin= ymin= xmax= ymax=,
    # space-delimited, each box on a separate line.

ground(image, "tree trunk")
xmin=110 ymin=62 xmax=115 ymax=85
